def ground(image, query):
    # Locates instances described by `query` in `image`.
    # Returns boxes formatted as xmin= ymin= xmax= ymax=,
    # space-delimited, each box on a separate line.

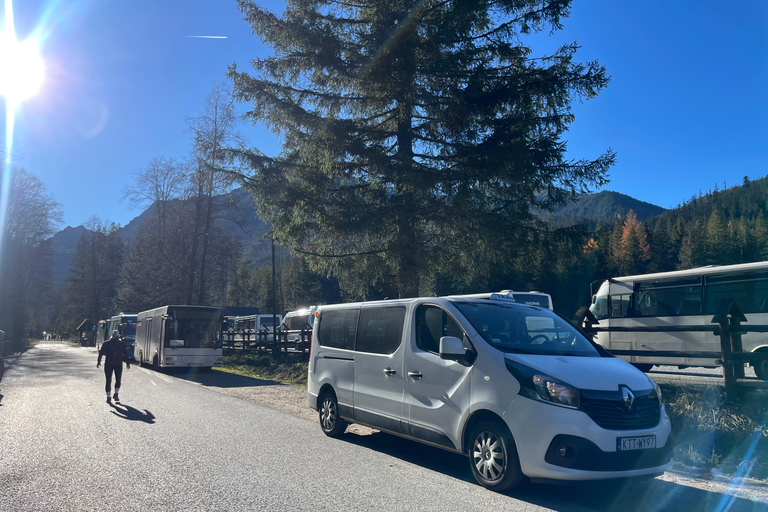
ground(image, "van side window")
xmin=415 ymin=305 xmax=462 ymax=354
xmin=317 ymin=309 xmax=359 ymax=350
xmin=356 ymin=307 xmax=406 ymax=355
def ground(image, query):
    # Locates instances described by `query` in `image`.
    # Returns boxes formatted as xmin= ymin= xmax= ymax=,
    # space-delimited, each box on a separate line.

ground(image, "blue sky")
xmin=2 ymin=0 xmax=767 ymax=229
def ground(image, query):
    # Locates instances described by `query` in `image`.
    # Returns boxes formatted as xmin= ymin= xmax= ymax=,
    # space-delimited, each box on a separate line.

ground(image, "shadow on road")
xmin=110 ymin=402 xmax=156 ymax=424
xmin=340 ymin=430 xmax=764 ymax=512
xmin=0 ymin=392 xmax=3 ymax=406
xmin=172 ymin=368 xmax=284 ymax=389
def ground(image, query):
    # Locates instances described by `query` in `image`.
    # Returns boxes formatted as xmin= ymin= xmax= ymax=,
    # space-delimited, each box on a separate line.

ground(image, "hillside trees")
xmin=0 ymin=169 xmax=61 ymax=341
xmin=229 ymin=0 xmax=614 ymax=298
xmin=60 ymin=219 xmax=124 ymax=334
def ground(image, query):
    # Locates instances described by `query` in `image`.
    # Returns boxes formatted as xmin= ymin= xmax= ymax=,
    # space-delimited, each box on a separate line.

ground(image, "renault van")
xmin=307 ymin=294 xmax=672 ymax=491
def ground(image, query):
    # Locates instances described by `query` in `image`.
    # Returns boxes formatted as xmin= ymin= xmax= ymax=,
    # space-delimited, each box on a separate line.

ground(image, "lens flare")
xmin=0 ymin=37 xmax=45 ymax=101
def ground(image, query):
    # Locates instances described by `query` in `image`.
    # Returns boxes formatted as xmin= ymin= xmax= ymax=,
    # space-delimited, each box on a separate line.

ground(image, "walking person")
xmin=97 ymin=330 xmax=130 ymax=404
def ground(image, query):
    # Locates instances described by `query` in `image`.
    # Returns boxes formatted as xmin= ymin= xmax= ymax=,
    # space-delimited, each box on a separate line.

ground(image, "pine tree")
xmin=229 ymin=0 xmax=614 ymax=298
xmin=703 ymin=209 xmax=728 ymax=264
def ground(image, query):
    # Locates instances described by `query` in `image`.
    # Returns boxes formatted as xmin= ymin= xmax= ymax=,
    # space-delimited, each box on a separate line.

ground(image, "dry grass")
xmin=222 ymin=350 xmax=309 ymax=385
xmin=660 ymin=383 xmax=768 ymax=479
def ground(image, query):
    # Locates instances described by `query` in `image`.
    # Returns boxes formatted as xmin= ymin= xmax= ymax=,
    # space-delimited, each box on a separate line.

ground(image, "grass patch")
xmin=222 ymin=350 xmax=309 ymax=385
xmin=221 ymin=351 xmax=768 ymax=480
xmin=660 ymin=383 xmax=768 ymax=480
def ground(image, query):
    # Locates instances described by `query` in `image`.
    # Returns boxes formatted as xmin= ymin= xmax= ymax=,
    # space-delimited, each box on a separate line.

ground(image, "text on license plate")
xmin=617 ymin=435 xmax=656 ymax=451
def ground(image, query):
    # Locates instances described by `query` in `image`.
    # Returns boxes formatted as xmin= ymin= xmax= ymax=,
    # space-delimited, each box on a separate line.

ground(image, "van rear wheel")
xmin=468 ymin=420 xmax=523 ymax=491
xmin=319 ymin=392 xmax=347 ymax=437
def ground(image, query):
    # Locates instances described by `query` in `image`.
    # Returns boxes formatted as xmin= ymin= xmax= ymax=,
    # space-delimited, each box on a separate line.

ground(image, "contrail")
xmin=187 ymin=35 xmax=228 ymax=39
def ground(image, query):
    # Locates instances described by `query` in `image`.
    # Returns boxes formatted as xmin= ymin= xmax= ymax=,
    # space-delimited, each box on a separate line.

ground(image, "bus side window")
xmin=610 ymin=294 xmax=632 ymax=318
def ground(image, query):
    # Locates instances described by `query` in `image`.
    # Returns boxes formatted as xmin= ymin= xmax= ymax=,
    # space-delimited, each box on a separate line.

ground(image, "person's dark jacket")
xmin=98 ymin=338 xmax=130 ymax=366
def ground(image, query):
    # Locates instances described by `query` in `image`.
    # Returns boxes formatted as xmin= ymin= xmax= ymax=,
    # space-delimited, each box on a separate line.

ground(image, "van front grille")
xmin=580 ymin=390 xmax=661 ymax=431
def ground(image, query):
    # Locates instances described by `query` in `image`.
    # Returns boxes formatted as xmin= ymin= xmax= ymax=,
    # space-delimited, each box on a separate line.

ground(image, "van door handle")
xmin=408 ymin=371 xmax=423 ymax=379
xmin=383 ymin=368 xmax=396 ymax=376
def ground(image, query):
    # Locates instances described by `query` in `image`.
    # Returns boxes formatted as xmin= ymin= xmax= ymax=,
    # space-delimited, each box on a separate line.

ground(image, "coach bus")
xmin=589 ymin=261 xmax=768 ymax=378
xmin=135 ymin=305 xmax=223 ymax=370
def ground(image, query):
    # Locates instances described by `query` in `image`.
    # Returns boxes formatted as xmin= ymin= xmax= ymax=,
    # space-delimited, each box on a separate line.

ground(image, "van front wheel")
xmin=319 ymin=392 xmax=347 ymax=437
xmin=468 ymin=421 xmax=523 ymax=492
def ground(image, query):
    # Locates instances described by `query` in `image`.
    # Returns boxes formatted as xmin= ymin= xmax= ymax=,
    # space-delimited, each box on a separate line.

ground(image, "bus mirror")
xmin=591 ymin=295 xmax=596 ymax=305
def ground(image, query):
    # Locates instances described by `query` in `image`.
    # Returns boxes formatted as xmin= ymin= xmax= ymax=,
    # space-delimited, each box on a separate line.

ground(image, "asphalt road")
xmin=0 ymin=344 xmax=766 ymax=512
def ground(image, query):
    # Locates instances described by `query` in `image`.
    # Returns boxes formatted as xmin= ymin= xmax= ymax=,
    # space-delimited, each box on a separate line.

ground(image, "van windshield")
xmin=452 ymin=301 xmax=600 ymax=357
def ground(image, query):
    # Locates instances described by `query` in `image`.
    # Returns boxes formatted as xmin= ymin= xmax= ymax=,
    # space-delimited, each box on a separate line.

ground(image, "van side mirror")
xmin=439 ymin=336 xmax=466 ymax=361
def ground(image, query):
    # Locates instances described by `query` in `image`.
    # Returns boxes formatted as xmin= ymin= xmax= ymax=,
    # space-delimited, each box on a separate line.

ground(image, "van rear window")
xmin=317 ymin=309 xmax=359 ymax=350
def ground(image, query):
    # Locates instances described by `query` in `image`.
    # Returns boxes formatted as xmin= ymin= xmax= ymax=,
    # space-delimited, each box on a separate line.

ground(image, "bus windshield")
xmin=453 ymin=301 xmax=600 ymax=357
xmin=165 ymin=307 xmax=222 ymax=349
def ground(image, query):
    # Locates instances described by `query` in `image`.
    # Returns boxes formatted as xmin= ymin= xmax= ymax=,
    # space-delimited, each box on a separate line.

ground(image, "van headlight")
xmin=533 ymin=375 xmax=580 ymax=409
xmin=649 ymin=376 xmax=663 ymax=402
xmin=506 ymin=359 xmax=581 ymax=410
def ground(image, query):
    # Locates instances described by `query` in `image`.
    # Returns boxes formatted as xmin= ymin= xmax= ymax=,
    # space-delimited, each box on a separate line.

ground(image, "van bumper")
xmin=307 ymin=390 xmax=318 ymax=411
xmin=505 ymin=397 xmax=674 ymax=481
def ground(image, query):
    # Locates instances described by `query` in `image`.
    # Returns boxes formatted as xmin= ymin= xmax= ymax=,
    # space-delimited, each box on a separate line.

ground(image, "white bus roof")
xmin=608 ymin=261 xmax=768 ymax=284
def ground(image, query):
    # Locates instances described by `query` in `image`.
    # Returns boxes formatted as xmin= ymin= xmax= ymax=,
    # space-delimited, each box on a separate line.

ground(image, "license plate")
xmin=617 ymin=435 xmax=656 ymax=451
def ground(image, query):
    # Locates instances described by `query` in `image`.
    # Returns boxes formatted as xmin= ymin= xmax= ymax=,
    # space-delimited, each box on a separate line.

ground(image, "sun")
xmin=0 ymin=32 xmax=45 ymax=102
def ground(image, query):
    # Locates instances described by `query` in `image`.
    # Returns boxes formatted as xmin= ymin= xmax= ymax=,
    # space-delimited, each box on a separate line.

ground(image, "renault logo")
xmin=620 ymin=386 xmax=635 ymax=410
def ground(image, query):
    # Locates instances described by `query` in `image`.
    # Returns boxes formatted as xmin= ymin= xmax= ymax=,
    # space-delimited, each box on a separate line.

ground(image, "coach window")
xmin=356 ymin=307 xmax=406 ymax=355
xmin=610 ymin=294 xmax=632 ymax=318
xmin=415 ymin=305 xmax=463 ymax=354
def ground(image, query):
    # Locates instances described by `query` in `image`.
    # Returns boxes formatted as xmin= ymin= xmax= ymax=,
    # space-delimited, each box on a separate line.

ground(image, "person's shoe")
xmin=113 ymin=394 xmax=119 ymax=402
xmin=106 ymin=396 xmax=111 ymax=404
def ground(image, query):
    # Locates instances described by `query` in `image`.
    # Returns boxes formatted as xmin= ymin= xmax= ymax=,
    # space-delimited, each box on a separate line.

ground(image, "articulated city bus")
xmin=589 ymin=261 xmax=768 ymax=378
xmin=135 ymin=305 xmax=223 ymax=370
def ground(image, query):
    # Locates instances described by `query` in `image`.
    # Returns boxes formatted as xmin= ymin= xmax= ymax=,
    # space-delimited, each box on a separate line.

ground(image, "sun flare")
xmin=0 ymin=34 xmax=45 ymax=102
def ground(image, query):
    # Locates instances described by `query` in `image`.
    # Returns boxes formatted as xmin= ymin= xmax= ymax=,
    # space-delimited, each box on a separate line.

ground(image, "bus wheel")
xmin=468 ymin=420 xmax=523 ymax=492
xmin=632 ymin=363 xmax=653 ymax=373
xmin=319 ymin=391 xmax=347 ymax=437
xmin=754 ymin=356 xmax=768 ymax=381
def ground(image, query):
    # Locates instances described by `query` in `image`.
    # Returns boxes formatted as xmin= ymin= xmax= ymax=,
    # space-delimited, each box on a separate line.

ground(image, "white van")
xmin=279 ymin=307 xmax=316 ymax=342
xmin=307 ymin=294 xmax=672 ymax=491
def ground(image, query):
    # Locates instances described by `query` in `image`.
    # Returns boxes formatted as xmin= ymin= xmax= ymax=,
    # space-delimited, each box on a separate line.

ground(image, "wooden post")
xmin=712 ymin=300 xmax=747 ymax=399
xmin=729 ymin=316 xmax=745 ymax=379
xmin=718 ymin=317 xmax=736 ymax=396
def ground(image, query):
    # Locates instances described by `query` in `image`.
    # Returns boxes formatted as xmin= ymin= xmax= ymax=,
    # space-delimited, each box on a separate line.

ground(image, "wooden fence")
xmin=222 ymin=326 xmax=312 ymax=355
xmin=576 ymin=301 xmax=768 ymax=396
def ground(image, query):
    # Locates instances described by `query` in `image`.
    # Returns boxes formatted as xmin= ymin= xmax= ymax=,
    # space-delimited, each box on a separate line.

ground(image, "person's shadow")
xmin=109 ymin=402 xmax=155 ymax=424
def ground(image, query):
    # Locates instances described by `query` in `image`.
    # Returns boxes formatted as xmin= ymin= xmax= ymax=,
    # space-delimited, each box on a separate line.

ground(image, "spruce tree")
xmin=230 ymin=0 xmax=614 ymax=297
